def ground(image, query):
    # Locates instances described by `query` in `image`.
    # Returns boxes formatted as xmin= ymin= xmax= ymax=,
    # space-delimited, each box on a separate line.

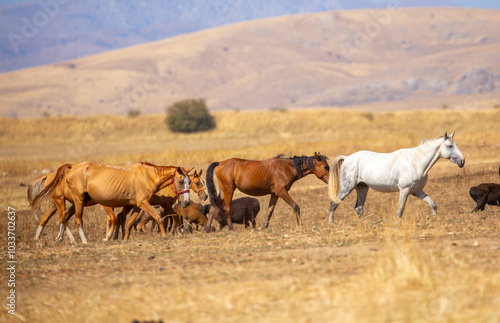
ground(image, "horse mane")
xmin=420 ymin=136 xmax=443 ymax=144
xmin=140 ymin=162 xmax=175 ymax=178
xmin=276 ymin=154 xmax=329 ymax=177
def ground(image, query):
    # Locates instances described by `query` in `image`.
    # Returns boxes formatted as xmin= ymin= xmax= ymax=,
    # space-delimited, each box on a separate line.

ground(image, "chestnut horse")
xmin=31 ymin=162 xmax=190 ymax=243
xmin=113 ymin=170 xmax=208 ymax=239
xmin=205 ymin=153 xmax=329 ymax=232
xmin=29 ymin=167 xmax=119 ymax=243
xmin=29 ymin=168 xmax=201 ymax=242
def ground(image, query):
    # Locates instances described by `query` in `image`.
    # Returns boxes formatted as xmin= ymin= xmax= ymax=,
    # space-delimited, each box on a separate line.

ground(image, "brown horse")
xmin=205 ymin=153 xmax=329 ymax=233
xmin=173 ymin=202 xmax=209 ymax=232
xmin=29 ymin=167 xmax=119 ymax=243
xmin=114 ymin=169 xmax=207 ymax=238
xmin=31 ymin=162 xmax=191 ymax=242
xmin=132 ymin=170 xmax=208 ymax=234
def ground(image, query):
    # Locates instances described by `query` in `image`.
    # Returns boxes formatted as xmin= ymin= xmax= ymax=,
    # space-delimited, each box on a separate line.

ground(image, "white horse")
xmin=328 ymin=132 xmax=465 ymax=221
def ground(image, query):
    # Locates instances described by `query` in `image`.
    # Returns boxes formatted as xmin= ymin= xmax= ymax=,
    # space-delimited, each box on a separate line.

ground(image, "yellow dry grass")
xmin=1 ymin=108 xmax=500 ymax=323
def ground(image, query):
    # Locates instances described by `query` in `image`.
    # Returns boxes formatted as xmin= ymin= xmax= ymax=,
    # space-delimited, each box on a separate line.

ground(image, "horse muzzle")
xmin=179 ymin=198 xmax=190 ymax=208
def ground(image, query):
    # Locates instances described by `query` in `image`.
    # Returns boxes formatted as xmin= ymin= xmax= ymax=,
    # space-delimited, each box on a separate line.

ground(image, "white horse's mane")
xmin=420 ymin=135 xmax=447 ymax=145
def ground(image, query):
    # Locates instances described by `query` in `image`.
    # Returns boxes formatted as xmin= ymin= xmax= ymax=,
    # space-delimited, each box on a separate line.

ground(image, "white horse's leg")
xmin=396 ymin=188 xmax=411 ymax=218
xmin=329 ymin=183 xmax=357 ymax=223
xmin=354 ymin=183 xmax=369 ymax=219
xmin=412 ymin=190 xmax=437 ymax=215
xmin=329 ymin=202 xmax=338 ymax=223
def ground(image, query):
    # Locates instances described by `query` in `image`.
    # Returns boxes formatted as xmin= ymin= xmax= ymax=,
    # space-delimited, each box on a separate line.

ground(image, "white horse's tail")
xmin=328 ymin=156 xmax=345 ymax=204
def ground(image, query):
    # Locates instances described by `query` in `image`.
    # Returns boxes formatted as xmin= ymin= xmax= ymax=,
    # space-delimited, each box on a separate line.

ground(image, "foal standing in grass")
xmin=328 ymin=132 xmax=465 ymax=221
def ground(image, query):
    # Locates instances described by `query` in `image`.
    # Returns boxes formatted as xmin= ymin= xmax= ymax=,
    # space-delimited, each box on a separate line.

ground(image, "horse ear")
xmin=199 ymin=169 xmax=203 ymax=176
xmin=194 ymin=170 xmax=198 ymax=176
xmin=444 ymin=132 xmax=448 ymax=139
xmin=177 ymin=167 xmax=187 ymax=177
xmin=450 ymin=132 xmax=455 ymax=138
xmin=185 ymin=167 xmax=195 ymax=174
xmin=314 ymin=152 xmax=321 ymax=161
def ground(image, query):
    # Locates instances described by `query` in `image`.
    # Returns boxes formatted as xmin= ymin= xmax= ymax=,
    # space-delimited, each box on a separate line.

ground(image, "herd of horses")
xmin=28 ymin=132 xmax=499 ymax=244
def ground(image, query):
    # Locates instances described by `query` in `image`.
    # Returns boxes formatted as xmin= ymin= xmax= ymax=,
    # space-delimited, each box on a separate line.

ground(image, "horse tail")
xmin=328 ymin=156 xmax=345 ymax=204
xmin=206 ymin=162 xmax=222 ymax=210
xmin=30 ymin=164 xmax=71 ymax=212
xmin=27 ymin=175 xmax=48 ymax=221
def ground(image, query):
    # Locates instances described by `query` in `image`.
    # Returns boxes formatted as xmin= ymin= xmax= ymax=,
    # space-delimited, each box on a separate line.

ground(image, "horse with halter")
xmin=205 ymin=153 xmax=329 ymax=233
xmin=115 ymin=169 xmax=208 ymax=238
xmin=30 ymin=162 xmax=191 ymax=243
xmin=328 ymin=132 xmax=465 ymax=221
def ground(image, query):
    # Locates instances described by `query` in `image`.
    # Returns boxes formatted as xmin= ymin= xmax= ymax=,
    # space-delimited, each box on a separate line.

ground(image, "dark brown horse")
xmin=469 ymin=185 xmax=500 ymax=211
xmin=469 ymin=164 xmax=500 ymax=211
xmin=205 ymin=153 xmax=329 ymax=232
xmin=205 ymin=196 xmax=260 ymax=229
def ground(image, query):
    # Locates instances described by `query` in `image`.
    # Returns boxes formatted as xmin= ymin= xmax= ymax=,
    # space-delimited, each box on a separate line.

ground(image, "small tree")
xmin=165 ymin=98 xmax=216 ymax=133
xmin=127 ymin=108 xmax=141 ymax=118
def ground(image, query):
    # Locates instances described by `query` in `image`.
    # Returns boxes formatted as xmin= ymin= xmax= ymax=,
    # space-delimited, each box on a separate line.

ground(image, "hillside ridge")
xmin=1 ymin=7 xmax=499 ymax=118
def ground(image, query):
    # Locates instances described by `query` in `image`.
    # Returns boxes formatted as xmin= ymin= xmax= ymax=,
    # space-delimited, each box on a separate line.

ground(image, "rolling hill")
xmin=1 ymin=7 xmax=499 ymax=118
xmin=0 ymin=0 xmax=459 ymax=72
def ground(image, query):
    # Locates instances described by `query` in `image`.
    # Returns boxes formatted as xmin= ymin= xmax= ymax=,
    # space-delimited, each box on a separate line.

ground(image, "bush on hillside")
xmin=165 ymin=98 xmax=216 ymax=133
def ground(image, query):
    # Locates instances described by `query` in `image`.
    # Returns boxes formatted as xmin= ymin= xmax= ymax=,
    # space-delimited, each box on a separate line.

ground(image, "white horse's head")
xmin=439 ymin=132 xmax=465 ymax=168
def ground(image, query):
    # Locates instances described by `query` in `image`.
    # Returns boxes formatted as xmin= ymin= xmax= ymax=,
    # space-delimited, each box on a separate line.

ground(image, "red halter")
xmin=172 ymin=168 xmax=190 ymax=199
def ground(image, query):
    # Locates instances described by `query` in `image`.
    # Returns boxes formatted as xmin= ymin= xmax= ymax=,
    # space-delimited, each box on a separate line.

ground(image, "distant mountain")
xmin=0 ymin=0 xmax=463 ymax=72
xmin=1 ymin=7 xmax=499 ymax=118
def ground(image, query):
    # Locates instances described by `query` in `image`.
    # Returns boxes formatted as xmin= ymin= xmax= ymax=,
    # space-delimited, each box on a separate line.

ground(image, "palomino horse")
xmin=114 ymin=169 xmax=208 ymax=238
xmin=29 ymin=167 xmax=118 ymax=243
xmin=205 ymin=153 xmax=329 ymax=232
xmin=328 ymin=132 xmax=465 ymax=221
xmin=31 ymin=162 xmax=190 ymax=243
xmin=28 ymin=168 xmax=202 ymax=242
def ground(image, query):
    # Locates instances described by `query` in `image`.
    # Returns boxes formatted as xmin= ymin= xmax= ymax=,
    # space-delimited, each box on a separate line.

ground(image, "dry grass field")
xmin=1 ymin=108 xmax=500 ymax=322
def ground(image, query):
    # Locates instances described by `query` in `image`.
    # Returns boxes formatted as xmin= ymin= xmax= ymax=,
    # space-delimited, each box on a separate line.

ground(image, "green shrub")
xmin=127 ymin=108 xmax=141 ymax=118
xmin=165 ymin=98 xmax=216 ymax=133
